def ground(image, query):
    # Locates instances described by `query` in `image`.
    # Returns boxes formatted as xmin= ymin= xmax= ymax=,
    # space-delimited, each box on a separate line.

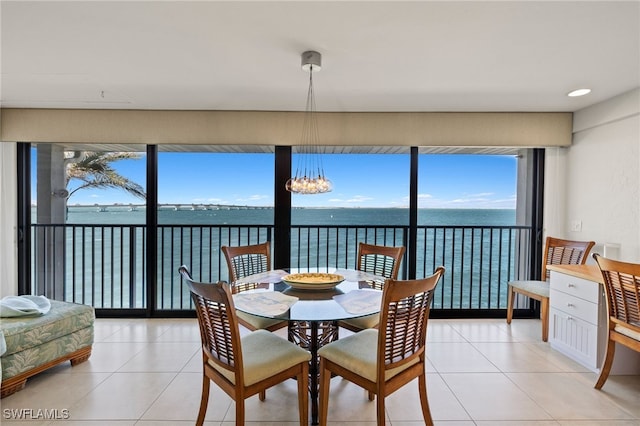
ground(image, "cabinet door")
xmin=550 ymin=307 xmax=599 ymax=371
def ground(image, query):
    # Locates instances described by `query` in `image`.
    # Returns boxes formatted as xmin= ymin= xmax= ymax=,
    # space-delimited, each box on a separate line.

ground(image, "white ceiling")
xmin=2 ymin=1 xmax=639 ymax=113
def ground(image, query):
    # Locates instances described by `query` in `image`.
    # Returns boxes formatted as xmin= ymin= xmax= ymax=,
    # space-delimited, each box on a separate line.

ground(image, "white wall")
xmin=0 ymin=142 xmax=17 ymax=296
xmin=545 ymin=88 xmax=640 ymax=262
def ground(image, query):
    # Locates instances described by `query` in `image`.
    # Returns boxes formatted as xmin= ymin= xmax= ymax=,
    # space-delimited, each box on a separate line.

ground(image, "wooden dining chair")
xmin=221 ymin=242 xmax=288 ymax=332
xmin=318 ymin=267 xmax=445 ymax=426
xmin=339 ymin=242 xmax=406 ymax=333
xmin=179 ymin=265 xmax=310 ymax=426
xmin=592 ymin=254 xmax=640 ymax=389
xmin=506 ymin=236 xmax=595 ymax=341
xmin=357 ymin=242 xmax=405 ymax=284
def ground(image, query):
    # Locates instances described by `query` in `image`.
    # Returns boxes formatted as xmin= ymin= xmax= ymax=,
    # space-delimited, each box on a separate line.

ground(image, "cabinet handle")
xmin=567 ymin=316 xmax=574 ymax=321
xmin=567 ymin=283 xmax=576 ymax=288
xmin=567 ymin=303 xmax=574 ymax=308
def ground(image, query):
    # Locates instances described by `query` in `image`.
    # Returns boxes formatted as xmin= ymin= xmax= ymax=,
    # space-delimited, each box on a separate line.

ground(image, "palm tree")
xmin=65 ymin=151 xmax=146 ymax=200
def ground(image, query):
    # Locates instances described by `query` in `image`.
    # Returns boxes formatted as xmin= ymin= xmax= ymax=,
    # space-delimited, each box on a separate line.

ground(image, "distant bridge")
xmin=67 ymin=203 xmax=272 ymax=212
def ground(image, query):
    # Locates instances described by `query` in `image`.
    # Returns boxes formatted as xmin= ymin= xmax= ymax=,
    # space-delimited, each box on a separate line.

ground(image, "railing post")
xmin=129 ymin=226 xmax=136 ymax=309
xmin=402 ymin=227 xmax=410 ymax=279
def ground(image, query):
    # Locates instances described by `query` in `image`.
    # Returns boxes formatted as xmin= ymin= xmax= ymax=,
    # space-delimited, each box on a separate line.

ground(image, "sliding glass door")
xmin=20 ymin=143 xmax=541 ymax=318
xmin=155 ymin=148 xmax=275 ymax=310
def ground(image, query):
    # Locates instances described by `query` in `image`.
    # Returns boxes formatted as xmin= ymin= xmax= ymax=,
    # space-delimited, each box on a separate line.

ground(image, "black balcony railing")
xmin=30 ymin=223 xmax=533 ymax=313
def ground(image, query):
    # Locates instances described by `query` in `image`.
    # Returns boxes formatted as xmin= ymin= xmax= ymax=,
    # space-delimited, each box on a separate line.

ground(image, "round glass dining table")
xmin=232 ymin=269 xmax=384 ymax=425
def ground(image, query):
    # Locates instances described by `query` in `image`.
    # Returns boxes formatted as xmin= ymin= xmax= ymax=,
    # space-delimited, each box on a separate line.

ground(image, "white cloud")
xmin=417 ymin=192 xmax=516 ymax=209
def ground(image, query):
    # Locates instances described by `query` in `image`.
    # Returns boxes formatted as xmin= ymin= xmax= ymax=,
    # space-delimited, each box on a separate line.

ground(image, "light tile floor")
xmin=2 ymin=318 xmax=639 ymax=425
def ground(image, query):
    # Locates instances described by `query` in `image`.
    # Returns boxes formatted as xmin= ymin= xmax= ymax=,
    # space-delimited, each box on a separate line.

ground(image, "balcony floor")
xmin=2 ymin=318 xmax=639 ymax=425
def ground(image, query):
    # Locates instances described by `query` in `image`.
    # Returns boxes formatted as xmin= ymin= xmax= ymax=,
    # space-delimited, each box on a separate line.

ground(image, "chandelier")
xmin=285 ymin=51 xmax=332 ymax=194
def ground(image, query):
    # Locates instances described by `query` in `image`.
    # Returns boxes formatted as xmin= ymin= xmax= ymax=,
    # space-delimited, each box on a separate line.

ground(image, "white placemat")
xmin=234 ymin=269 xmax=289 ymax=285
xmin=333 ymin=290 xmax=382 ymax=315
xmin=332 ymin=268 xmax=386 ymax=283
xmin=232 ymin=291 xmax=298 ymax=316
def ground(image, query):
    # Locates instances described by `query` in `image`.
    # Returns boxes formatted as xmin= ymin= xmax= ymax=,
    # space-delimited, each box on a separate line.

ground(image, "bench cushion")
xmin=1 ymin=300 xmax=94 ymax=383
xmin=1 ymin=300 xmax=94 ymax=357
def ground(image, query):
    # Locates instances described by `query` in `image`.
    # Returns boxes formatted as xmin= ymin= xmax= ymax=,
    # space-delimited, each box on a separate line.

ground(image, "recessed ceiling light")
xmin=567 ymin=88 xmax=591 ymax=97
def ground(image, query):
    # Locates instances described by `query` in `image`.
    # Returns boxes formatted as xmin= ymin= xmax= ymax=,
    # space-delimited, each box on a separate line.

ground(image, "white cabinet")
xmin=549 ymin=270 xmax=600 ymax=370
xmin=549 ymin=265 xmax=640 ymax=374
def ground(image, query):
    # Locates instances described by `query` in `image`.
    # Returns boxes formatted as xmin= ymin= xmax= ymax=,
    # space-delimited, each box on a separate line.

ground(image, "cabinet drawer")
xmin=550 ymin=270 xmax=600 ymax=302
xmin=550 ymin=288 xmax=599 ymax=324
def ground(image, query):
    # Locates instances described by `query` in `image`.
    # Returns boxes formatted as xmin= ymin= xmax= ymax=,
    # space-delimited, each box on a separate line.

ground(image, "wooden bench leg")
xmin=70 ymin=347 xmax=92 ymax=366
xmin=1 ymin=379 xmax=27 ymax=398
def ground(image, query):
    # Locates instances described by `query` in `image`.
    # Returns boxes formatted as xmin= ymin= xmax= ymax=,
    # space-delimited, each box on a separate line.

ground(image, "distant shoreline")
xmin=49 ymin=204 xmax=515 ymax=211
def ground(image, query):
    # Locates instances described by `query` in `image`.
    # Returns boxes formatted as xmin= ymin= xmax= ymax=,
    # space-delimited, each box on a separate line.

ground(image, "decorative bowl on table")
xmin=281 ymin=272 xmax=345 ymax=290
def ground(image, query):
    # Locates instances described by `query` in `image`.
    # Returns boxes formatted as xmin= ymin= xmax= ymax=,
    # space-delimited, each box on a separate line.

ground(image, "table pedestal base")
xmin=288 ymin=320 xmax=339 ymax=425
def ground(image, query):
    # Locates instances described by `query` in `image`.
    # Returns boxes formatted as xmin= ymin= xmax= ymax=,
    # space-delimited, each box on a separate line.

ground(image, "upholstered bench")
xmin=0 ymin=300 xmax=95 ymax=398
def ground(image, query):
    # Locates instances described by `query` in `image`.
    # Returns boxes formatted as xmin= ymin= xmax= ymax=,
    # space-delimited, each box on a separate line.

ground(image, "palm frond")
xmin=66 ymin=151 xmax=146 ymax=200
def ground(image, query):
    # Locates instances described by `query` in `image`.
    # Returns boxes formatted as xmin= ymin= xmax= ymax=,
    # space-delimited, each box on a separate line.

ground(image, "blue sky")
xmin=58 ymin=151 xmax=517 ymax=209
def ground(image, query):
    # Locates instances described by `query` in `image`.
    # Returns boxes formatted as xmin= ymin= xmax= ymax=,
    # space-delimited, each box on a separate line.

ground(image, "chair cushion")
xmin=318 ymin=329 xmax=419 ymax=382
xmin=209 ymin=329 xmax=310 ymax=386
xmin=509 ymin=280 xmax=550 ymax=298
xmin=615 ymin=324 xmax=640 ymax=341
xmin=236 ymin=310 xmax=286 ymax=330
xmin=340 ymin=313 xmax=380 ymax=330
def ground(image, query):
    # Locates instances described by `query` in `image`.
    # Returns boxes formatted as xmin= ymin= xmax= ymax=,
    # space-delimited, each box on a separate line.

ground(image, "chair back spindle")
xmin=230 ymin=255 xmax=268 ymax=280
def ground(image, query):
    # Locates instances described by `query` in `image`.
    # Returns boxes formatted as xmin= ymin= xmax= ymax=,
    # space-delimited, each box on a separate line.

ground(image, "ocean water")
xmin=62 ymin=205 xmax=515 ymax=226
xmin=34 ymin=206 xmax=523 ymax=310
